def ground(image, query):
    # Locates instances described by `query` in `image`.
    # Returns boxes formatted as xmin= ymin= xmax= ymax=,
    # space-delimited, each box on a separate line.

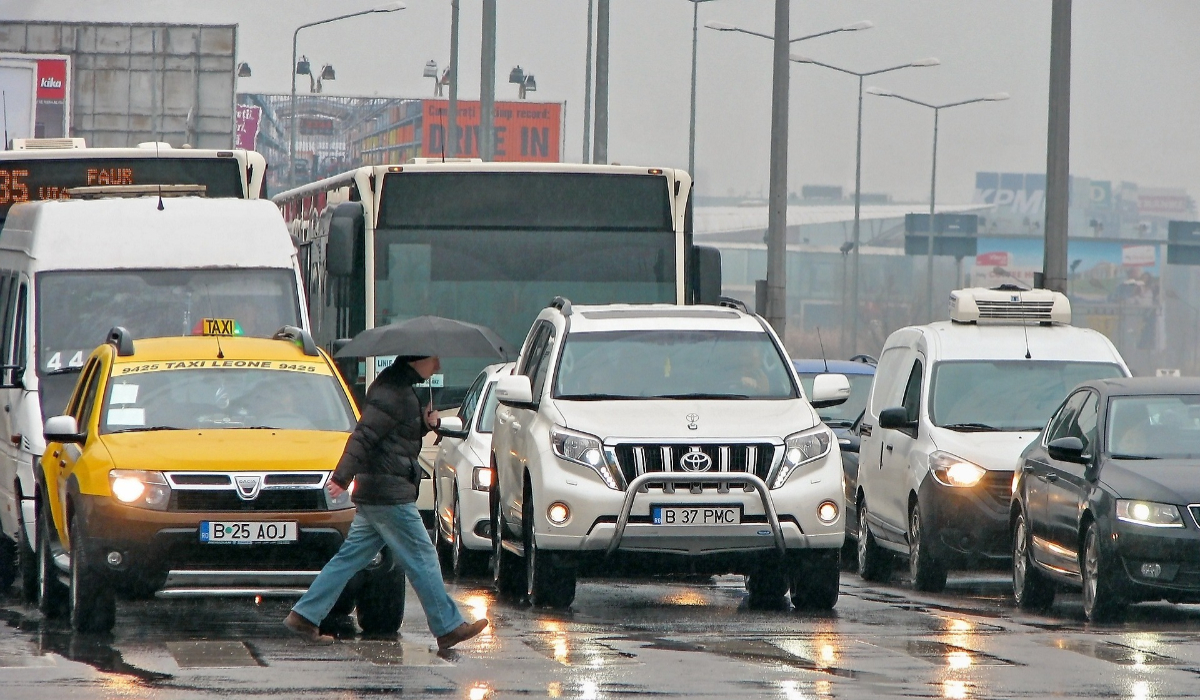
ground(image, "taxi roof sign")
xmin=193 ymin=318 xmax=244 ymax=336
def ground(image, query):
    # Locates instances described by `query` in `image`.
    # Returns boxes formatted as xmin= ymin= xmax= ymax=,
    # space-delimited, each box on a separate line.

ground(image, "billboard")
xmin=0 ymin=57 xmax=36 ymax=145
xmin=423 ymin=99 xmax=561 ymax=162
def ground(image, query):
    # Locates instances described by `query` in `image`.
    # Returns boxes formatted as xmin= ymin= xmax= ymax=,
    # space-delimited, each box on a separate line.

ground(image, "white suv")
xmin=490 ymin=299 xmax=850 ymax=610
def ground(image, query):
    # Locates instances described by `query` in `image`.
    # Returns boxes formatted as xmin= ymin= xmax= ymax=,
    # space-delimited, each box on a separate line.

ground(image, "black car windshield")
xmin=930 ymin=360 xmax=1125 ymax=431
xmin=1108 ymin=395 xmax=1200 ymax=458
xmin=799 ymin=373 xmax=873 ymax=425
xmin=100 ymin=366 xmax=355 ymax=434
xmin=554 ymin=330 xmax=797 ymax=400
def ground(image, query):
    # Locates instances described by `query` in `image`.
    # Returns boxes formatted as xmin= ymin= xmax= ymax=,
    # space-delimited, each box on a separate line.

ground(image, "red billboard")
xmin=422 ymin=99 xmax=561 ymax=162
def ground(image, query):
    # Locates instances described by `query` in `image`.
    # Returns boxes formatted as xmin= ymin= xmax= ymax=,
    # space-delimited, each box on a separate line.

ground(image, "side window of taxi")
xmin=70 ymin=359 xmax=104 ymax=433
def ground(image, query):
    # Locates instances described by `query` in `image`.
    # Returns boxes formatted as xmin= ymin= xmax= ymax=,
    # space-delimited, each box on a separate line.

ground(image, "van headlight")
xmin=550 ymin=425 xmax=623 ymax=490
xmin=109 ymin=470 xmax=170 ymax=510
xmin=1116 ymin=500 xmax=1184 ymax=528
xmin=770 ymin=426 xmax=832 ymax=489
xmin=928 ymin=452 xmax=987 ymax=488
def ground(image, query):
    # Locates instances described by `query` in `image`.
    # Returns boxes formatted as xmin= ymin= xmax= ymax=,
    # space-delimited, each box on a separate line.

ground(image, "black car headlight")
xmin=109 ymin=469 xmax=170 ymax=510
xmin=1116 ymin=499 xmax=1184 ymax=528
xmin=550 ymin=425 xmax=622 ymax=490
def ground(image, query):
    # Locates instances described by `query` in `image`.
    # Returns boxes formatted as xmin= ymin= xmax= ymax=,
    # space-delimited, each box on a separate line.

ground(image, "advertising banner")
xmin=972 ymin=237 xmax=1162 ymax=306
xmin=234 ymin=104 xmax=261 ymax=151
xmin=0 ymin=53 xmax=70 ymax=140
xmin=422 ymin=99 xmax=561 ymax=162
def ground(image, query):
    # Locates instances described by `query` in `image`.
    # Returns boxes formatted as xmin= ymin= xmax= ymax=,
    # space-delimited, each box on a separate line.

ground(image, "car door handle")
xmin=511 ymin=422 xmax=521 ymax=431
xmin=1045 ymin=473 xmax=1059 ymax=482
xmin=885 ymin=444 xmax=894 ymax=452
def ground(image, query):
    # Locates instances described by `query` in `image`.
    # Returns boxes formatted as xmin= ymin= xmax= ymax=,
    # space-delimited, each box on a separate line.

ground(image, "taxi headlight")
xmin=928 ymin=452 xmax=987 ymax=488
xmin=109 ymin=470 xmax=170 ymax=510
xmin=770 ymin=426 xmax=833 ymax=489
xmin=324 ymin=474 xmax=354 ymax=510
xmin=1116 ymin=499 xmax=1184 ymax=528
xmin=550 ymin=425 xmax=623 ymax=490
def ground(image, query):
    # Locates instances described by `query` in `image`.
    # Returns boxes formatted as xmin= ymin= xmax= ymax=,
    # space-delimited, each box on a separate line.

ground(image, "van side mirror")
xmin=694 ymin=245 xmax=722 ymax=305
xmin=1047 ymin=436 xmax=1087 ymax=463
xmin=495 ymin=374 xmax=535 ymax=409
xmin=437 ymin=416 xmax=468 ymax=439
xmin=810 ymin=373 xmax=851 ymax=408
xmin=44 ymin=415 xmax=84 ymax=444
xmin=327 ymin=202 xmax=365 ymax=277
xmin=878 ymin=407 xmax=916 ymax=432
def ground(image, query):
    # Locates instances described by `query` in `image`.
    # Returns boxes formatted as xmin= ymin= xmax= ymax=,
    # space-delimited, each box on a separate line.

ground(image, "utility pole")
xmin=764 ymin=0 xmax=789 ymax=334
xmin=1043 ymin=0 xmax=1072 ymax=293
xmin=593 ymin=0 xmax=610 ymax=164
xmin=582 ymin=0 xmax=594 ymax=163
xmin=447 ymin=0 xmax=460 ymax=157
xmin=479 ymin=0 xmax=497 ymax=161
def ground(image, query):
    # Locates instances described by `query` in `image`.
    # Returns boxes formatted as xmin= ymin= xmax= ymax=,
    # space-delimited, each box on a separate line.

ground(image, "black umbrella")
xmin=334 ymin=315 xmax=511 ymax=360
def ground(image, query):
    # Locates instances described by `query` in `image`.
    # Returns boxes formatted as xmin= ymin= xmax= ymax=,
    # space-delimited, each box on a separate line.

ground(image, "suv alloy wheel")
xmin=523 ymin=482 xmax=575 ymax=609
xmin=490 ymin=480 xmax=523 ymax=601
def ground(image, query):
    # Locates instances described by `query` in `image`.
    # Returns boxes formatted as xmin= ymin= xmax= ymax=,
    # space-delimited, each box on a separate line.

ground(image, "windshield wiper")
xmin=109 ymin=426 xmax=183 ymax=433
xmin=1109 ymin=453 xmax=1160 ymax=460
xmin=555 ymin=393 xmax=639 ymax=401
xmin=45 ymin=367 xmax=83 ymax=376
xmin=941 ymin=422 xmax=1001 ymax=432
xmin=653 ymin=393 xmax=751 ymax=400
xmin=823 ymin=419 xmax=854 ymax=428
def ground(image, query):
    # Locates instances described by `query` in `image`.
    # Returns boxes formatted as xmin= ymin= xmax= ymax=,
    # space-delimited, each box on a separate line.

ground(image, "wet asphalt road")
xmin=3 ymin=564 xmax=1200 ymax=699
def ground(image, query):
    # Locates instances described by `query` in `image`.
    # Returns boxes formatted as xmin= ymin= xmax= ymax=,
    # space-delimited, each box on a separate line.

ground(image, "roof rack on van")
xmin=65 ymin=184 xmax=207 ymax=199
xmin=549 ymin=296 xmax=573 ymax=316
xmin=273 ymin=326 xmax=320 ymax=357
xmin=948 ymin=287 xmax=1071 ymax=326
xmin=107 ymin=327 xmax=135 ymax=356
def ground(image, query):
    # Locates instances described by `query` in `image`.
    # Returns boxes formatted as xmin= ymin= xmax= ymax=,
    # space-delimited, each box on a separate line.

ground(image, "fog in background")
xmin=4 ymin=1 xmax=1199 ymax=204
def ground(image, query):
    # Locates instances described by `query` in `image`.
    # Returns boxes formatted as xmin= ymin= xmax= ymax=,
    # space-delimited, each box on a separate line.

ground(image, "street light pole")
xmin=289 ymin=2 xmax=405 ymax=188
xmin=448 ymin=0 xmax=460 ymax=157
xmin=790 ymin=55 xmax=938 ymax=354
xmin=582 ymin=0 xmax=594 ymax=163
xmin=688 ymin=0 xmax=716 ymax=178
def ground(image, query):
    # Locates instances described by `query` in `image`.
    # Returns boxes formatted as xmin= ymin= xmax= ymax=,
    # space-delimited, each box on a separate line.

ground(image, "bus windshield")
xmin=374 ymin=172 xmax=677 ymax=408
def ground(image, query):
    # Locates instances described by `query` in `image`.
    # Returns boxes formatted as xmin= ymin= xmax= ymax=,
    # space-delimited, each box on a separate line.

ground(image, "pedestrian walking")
xmin=284 ymin=355 xmax=489 ymax=648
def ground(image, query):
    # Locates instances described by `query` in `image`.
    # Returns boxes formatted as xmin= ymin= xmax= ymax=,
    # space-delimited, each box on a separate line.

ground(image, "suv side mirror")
xmin=44 ymin=415 xmax=84 ymax=444
xmin=878 ymin=406 xmax=916 ymax=432
xmin=496 ymin=374 xmax=535 ymax=408
xmin=1047 ymin=436 xmax=1087 ymax=463
xmin=810 ymin=373 xmax=851 ymax=408
xmin=437 ymin=415 xmax=468 ymax=439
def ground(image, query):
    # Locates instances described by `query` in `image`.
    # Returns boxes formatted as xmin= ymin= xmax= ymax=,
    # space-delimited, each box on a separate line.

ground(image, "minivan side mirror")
xmin=1047 ymin=436 xmax=1087 ymax=463
xmin=495 ymin=374 xmax=535 ymax=409
xmin=810 ymin=373 xmax=851 ymax=408
xmin=44 ymin=415 xmax=84 ymax=444
xmin=437 ymin=416 xmax=468 ymax=439
xmin=878 ymin=407 xmax=916 ymax=432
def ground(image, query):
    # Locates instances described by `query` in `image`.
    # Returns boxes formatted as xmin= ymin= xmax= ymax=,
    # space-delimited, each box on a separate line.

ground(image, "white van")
xmin=0 ymin=196 xmax=308 ymax=598
xmin=854 ymin=287 xmax=1130 ymax=591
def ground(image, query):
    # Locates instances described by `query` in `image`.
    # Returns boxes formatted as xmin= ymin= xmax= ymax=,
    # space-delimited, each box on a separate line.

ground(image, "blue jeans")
xmin=291 ymin=503 xmax=467 ymax=637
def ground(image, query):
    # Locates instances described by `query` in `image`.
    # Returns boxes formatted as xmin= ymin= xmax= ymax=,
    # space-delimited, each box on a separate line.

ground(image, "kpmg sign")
xmin=974 ymin=172 xmax=1046 ymax=218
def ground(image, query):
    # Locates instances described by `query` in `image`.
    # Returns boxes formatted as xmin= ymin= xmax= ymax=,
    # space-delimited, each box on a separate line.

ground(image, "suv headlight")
xmin=770 ymin=426 xmax=833 ymax=489
xmin=550 ymin=425 xmax=623 ymax=490
xmin=109 ymin=469 xmax=170 ymax=510
xmin=928 ymin=451 xmax=987 ymax=488
xmin=324 ymin=473 xmax=354 ymax=510
xmin=1116 ymin=500 xmax=1184 ymax=528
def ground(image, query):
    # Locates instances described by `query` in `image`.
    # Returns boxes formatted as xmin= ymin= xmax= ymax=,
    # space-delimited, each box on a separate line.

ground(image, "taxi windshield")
xmin=99 ymin=365 xmax=355 ymax=434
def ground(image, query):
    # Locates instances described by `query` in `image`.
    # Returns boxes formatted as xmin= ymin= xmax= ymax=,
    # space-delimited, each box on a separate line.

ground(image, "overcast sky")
xmin=5 ymin=1 xmax=1199 ymax=204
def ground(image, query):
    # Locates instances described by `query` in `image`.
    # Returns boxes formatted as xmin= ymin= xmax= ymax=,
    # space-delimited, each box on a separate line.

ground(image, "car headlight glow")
xmin=472 ymin=466 xmax=492 ymax=491
xmin=324 ymin=473 xmax=354 ymax=510
xmin=928 ymin=452 xmax=987 ymax=488
xmin=1116 ymin=499 xmax=1184 ymax=528
xmin=816 ymin=500 xmax=839 ymax=524
xmin=108 ymin=469 xmax=170 ymax=510
xmin=770 ymin=426 xmax=833 ymax=489
xmin=551 ymin=425 xmax=623 ymax=490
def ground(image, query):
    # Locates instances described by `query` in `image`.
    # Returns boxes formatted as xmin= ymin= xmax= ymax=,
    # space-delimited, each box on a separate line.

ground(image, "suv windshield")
xmin=799 ymin=373 xmax=873 ymax=426
xmin=1108 ymin=395 xmax=1200 ymax=459
xmin=930 ymin=360 xmax=1125 ymax=431
xmin=100 ymin=367 xmax=355 ymax=433
xmin=554 ymin=330 xmax=797 ymax=400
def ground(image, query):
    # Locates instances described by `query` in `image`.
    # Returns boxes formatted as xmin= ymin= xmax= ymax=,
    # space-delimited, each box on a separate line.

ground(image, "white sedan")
xmin=434 ymin=362 xmax=513 ymax=577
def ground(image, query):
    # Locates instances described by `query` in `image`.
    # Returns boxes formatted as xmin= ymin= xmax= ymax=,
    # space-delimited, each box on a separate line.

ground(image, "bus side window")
xmin=0 ymin=272 xmax=14 ymax=383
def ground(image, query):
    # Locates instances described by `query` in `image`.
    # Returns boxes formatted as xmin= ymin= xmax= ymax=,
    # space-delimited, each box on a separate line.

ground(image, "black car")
xmin=1011 ymin=377 xmax=1200 ymax=622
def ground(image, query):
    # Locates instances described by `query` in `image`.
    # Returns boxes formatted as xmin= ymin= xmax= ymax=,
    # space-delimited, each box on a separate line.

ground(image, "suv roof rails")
xmin=273 ymin=326 xmax=320 ymax=356
xmin=717 ymin=296 xmax=749 ymax=314
xmin=107 ymin=326 xmax=135 ymax=356
xmin=549 ymin=296 xmax=573 ymax=316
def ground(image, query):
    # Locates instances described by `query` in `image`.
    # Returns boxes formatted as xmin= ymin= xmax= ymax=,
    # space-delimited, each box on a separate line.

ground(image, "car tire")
xmin=435 ymin=505 xmax=454 ymax=575
xmin=523 ymin=484 xmax=575 ymax=609
xmin=452 ymin=488 xmax=488 ymax=578
xmin=746 ymin=554 xmax=791 ymax=610
xmin=36 ymin=506 xmax=66 ymax=619
xmin=1012 ymin=511 xmax=1056 ymax=610
xmin=68 ymin=515 xmax=116 ymax=634
xmin=490 ymin=483 xmax=524 ymax=602
xmin=355 ymin=549 xmax=406 ymax=635
xmin=790 ymin=550 xmax=841 ymax=610
xmin=0 ymin=535 xmax=16 ymax=592
xmin=1082 ymin=522 xmax=1126 ymax=623
xmin=857 ymin=499 xmax=893 ymax=583
xmin=908 ymin=501 xmax=947 ymax=593
xmin=18 ymin=507 xmax=38 ymax=603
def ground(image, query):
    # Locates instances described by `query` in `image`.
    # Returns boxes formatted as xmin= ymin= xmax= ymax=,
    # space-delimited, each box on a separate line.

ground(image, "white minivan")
xmin=855 ymin=287 xmax=1130 ymax=591
xmin=0 ymin=196 xmax=308 ymax=598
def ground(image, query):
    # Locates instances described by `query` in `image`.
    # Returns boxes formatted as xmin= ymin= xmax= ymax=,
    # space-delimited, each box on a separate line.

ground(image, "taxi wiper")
xmin=942 ymin=422 xmax=1001 ymax=432
xmin=45 ymin=366 xmax=83 ymax=376
xmin=109 ymin=426 xmax=183 ymax=433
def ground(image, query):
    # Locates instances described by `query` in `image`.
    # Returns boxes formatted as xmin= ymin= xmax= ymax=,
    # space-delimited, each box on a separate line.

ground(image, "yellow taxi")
xmin=35 ymin=324 xmax=405 ymax=634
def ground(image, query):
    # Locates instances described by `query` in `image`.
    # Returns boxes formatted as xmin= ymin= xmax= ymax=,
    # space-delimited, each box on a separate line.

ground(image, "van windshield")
xmin=35 ymin=269 xmax=301 ymax=419
xmin=554 ymin=330 xmax=798 ymax=400
xmin=929 ymin=360 xmax=1125 ymax=432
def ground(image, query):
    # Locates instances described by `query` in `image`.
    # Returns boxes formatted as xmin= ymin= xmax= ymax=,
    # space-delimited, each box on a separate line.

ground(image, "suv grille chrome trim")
xmin=611 ymin=442 xmax=777 ymax=493
xmin=164 ymin=471 xmax=330 ymax=512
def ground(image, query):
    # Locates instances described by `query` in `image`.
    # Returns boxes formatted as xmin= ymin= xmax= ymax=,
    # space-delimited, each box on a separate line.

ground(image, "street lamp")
xmin=706 ymin=15 xmax=872 ymax=334
xmin=790 ymin=55 xmax=938 ymax=354
xmin=508 ymin=65 xmax=537 ymax=99
xmin=236 ymin=62 xmax=252 ymax=78
xmin=289 ymin=2 xmax=405 ymax=187
xmin=866 ymin=87 xmax=1009 ymax=321
xmin=686 ymin=0 xmax=718 ymax=179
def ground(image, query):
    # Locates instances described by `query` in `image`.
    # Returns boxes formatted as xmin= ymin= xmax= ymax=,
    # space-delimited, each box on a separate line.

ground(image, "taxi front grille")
xmin=164 ymin=471 xmax=329 ymax=512
xmin=612 ymin=443 xmax=777 ymax=491
xmin=171 ymin=490 xmax=326 ymax=512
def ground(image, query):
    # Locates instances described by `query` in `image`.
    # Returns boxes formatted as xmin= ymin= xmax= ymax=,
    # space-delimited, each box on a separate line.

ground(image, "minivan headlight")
xmin=550 ymin=425 xmax=623 ymax=490
xmin=109 ymin=469 xmax=170 ymax=510
xmin=770 ymin=426 xmax=833 ymax=489
xmin=928 ymin=451 xmax=987 ymax=488
xmin=1116 ymin=499 xmax=1184 ymax=528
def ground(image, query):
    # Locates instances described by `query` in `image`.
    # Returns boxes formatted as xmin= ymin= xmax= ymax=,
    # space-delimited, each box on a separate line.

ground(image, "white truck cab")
xmin=855 ymin=287 xmax=1131 ymax=590
xmin=489 ymin=299 xmax=851 ymax=610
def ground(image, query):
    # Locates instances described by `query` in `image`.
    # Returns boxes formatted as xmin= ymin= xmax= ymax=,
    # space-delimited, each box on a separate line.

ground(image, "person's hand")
xmin=327 ymin=480 xmax=346 ymax=499
xmin=424 ymin=407 xmax=440 ymax=430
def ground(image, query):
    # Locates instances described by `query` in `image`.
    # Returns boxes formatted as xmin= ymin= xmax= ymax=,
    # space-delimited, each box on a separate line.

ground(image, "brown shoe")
xmin=437 ymin=619 xmax=489 ymax=650
xmin=284 ymin=611 xmax=335 ymax=645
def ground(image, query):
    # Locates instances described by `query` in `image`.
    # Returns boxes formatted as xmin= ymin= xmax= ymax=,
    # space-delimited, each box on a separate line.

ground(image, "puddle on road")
xmin=524 ymin=628 xmax=639 ymax=667
xmin=350 ymin=640 xmax=451 ymax=667
xmin=0 ymin=605 xmax=172 ymax=682
xmin=901 ymin=639 xmax=1018 ymax=667
xmin=165 ymin=640 xmax=261 ymax=668
xmin=1047 ymin=638 xmax=1178 ymax=667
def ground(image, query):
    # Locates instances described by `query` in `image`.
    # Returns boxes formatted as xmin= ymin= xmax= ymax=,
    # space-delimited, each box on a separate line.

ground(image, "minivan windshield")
xmin=930 ymin=360 xmax=1125 ymax=431
xmin=1108 ymin=395 xmax=1200 ymax=459
xmin=554 ymin=330 xmax=797 ymax=400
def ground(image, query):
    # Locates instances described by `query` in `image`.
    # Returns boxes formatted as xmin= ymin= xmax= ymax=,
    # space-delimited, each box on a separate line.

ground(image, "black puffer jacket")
xmin=330 ymin=361 xmax=430 ymax=505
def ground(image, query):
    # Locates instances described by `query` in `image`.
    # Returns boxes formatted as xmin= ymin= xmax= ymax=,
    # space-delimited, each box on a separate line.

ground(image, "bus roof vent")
xmin=405 ymin=157 xmax=483 ymax=164
xmin=948 ymin=287 xmax=1071 ymax=325
xmin=12 ymin=137 xmax=86 ymax=150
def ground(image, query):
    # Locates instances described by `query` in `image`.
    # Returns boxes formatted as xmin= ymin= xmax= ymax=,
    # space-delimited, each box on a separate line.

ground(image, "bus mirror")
xmin=327 ymin=217 xmax=356 ymax=277
xmin=695 ymin=245 xmax=722 ymax=305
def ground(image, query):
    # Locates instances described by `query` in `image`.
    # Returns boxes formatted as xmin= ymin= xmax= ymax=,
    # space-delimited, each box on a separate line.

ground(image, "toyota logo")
xmin=679 ymin=450 xmax=712 ymax=472
xmin=686 ymin=413 xmax=699 ymax=431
